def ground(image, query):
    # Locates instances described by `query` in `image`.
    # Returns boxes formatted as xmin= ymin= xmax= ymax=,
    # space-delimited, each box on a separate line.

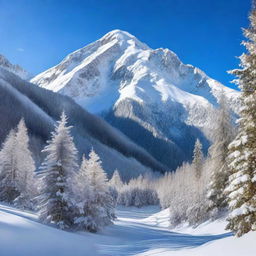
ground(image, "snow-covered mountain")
xmin=0 ymin=55 xmax=29 ymax=80
xmin=32 ymin=30 xmax=240 ymax=169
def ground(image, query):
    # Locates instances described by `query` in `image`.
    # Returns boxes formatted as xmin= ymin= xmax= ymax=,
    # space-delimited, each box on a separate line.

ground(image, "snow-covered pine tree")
xmin=225 ymin=5 xmax=256 ymax=237
xmin=192 ymin=139 xmax=203 ymax=178
xmin=37 ymin=112 xmax=78 ymax=230
xmin=72 ymin=155 xmax=95 ymax=231
xmin=108 ymin=169 xmax=123 ymax=205
xmin=0 ymin=129 xmax=19 ymax=202
xmin=85 ymin=149 xmax=115 ymax=232
xmin=207 ymin=92 xmax=234 ymax=218
xmin=14 ymin=119 xmax=37 ymax=210
xmin=109 ymin=169 xmax=123 ymax=190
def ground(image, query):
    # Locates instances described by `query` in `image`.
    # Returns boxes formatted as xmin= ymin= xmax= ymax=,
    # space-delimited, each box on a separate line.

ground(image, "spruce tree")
xmin=192 ymin=139 xmax=203 ymax=178
xmin=109 ymin=169 xmax=123 ymax=189
xmin=85 ymin=149 xmax=115 ymax=232
xmin=0 ymin=119 xmax=36 ymax=208
xmin=0 ymin=129 xmax=19 ymax=202
xmin=207 ymin=92 xmax=234 ymax=218
xmin=109 ymin=169 xmax=123 ymax=205
xmin=14 ymin=119 xmax=37 ymax=210
xmin=72 ymin=155 xmax=94 ymax=231
xmin=225 ymin=5 xmax=256 ymax=237
xmin=37 ymin=112 xmax=78 ymax=230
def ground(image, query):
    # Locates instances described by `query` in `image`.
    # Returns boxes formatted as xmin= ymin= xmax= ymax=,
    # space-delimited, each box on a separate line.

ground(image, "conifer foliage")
xmin=0 ymin=129 xmax=19 ymax=202
xmin=72 ymin=155 xmax=94 ymax=230
xmin=108 ymin=169 xmax=123 ymax=205
xmin=192 ymin=139 xmax=203 ymax=178
xmin=85 ymin=149 xmax=115 ymax=231
xmin=14 ymin=119 xmax=37 ymax=209
xmin=0 ymin=119 xmax=36 ymax=209
xmin=225 ymin=5 xmax=256 ymax=237
xmin=207 ymin=93 xmax=234 ymax=218
xmin=37 ymin=112 xmax=78 ymax=230
xmin=109 ymin=169 xmax=123 ymax=189
xmin=73 ymin=150 xmax=115 ymax=232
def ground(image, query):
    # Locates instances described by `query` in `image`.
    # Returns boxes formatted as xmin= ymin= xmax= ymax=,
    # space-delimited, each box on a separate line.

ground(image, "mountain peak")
xmin=103 ymin=29 xmax=135 ymax=40
xmin=99 ymin=29 xmax=149 ymax=50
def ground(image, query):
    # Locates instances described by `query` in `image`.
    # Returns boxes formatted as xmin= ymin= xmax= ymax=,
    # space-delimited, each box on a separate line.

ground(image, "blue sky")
xmin=0 ymin=0 xmax=251 ymax=88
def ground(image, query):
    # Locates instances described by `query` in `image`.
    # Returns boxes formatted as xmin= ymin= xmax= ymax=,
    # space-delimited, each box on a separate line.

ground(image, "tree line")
xmin=0 ymin=112 xmax=115 ymax=232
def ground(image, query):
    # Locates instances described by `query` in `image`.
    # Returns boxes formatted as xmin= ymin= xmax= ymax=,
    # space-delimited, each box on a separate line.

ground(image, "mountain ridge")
xmin=0 ymin=55 xmax=30 ymax=80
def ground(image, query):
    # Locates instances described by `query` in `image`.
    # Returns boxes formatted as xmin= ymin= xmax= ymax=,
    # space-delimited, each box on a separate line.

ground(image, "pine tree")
xmin=0 ymin=119 xmax=36 ymax=208
xmin=109 ymin=169 xmax=123 ymax=189
xmin=0 ymin=129 xmax=19 ymax=202
xmin=225 ymin=5 xmax=256 ymax=237
xmin=108 ymin=169 xmax=123 ymax=205
xmin=85 ymin=149 xmax=115 ymax=232
xmin=207 ymin=92 xmax=234 ymax=218
xmin=72 ymin=155 xmax=94 ymax=231
xmin=37 ymin=112 xmax=78 ymax=230
xmin=192 ymin=139 xmax=203 ymax=178
xmin=14 ymin=119 xmax=37 ymax=210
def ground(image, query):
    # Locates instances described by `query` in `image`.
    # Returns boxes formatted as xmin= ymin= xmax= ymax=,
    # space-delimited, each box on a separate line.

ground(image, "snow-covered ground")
xmin=1 ymin=204 xmax=255 ymax=256
xmin=0 ymin=204 xmax=97 ymax=256
xmin=94 ymin=206 xmax=231 ymax=256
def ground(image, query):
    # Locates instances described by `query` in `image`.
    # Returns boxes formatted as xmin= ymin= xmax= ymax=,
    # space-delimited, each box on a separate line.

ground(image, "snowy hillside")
xmin=1 ymin=203 xmax=255 ymax=256
xmin=0 ymin=67 xmax=167 ymax=178
xmin=0 ymin=55 xmax=30 ymax=80
xmin=32 ymin=30 xmax=240 ymax=169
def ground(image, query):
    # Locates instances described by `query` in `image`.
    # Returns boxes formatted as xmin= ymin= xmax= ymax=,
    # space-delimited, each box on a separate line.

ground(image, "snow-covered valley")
xmin=1 ymin=204 xmax=255 ymax=256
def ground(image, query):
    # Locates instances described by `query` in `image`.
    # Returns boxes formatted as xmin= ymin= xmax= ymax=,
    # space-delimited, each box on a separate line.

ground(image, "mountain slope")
xmin=0 ymin=55 xmax=29 ymax=80
xmin=0 ymin=67 xmax=168 ymax=178
xmin=31 ymin=30 xmax=240 ymax=169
